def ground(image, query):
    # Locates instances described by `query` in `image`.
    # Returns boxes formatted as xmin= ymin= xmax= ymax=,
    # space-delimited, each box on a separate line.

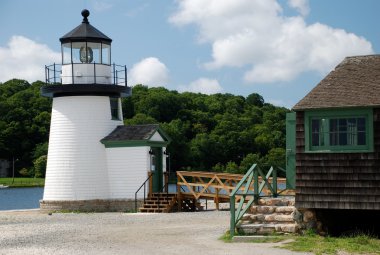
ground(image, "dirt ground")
xmin=0 ymin=209 xmax=312 ymax=255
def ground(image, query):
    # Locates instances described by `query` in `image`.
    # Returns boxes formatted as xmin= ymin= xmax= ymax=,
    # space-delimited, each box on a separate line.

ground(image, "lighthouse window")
xmin=87 ymin=42 xmax=100 ymax=63
xmin=62 ymin=43 xmax=71 ymax=64
xmin=71 ymin=42 xmax=84 ymax=63
xmin=110 ymin=97 xmax=120 ymax=120
xmin=101 ymin=43 xmax=111 ymax=65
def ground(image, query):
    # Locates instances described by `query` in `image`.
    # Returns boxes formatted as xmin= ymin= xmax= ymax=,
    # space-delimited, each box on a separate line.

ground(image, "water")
xmin=0 ymin=187 xmax=44 ymax=211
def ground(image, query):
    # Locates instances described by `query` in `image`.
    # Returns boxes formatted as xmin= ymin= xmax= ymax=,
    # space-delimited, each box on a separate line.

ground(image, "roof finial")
xmin=81 ymin=9 xmax=90 ymax=24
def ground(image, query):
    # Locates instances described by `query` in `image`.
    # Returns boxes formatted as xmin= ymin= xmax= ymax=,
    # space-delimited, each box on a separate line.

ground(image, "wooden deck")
xmin=176 ymin=171 xmax=290 ymax=210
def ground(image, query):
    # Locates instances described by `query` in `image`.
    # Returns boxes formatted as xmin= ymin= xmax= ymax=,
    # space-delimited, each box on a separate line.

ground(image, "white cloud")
xmin=92 ymin=1 xmax=113 ymax=12
xmin=288 ymin=0 xmax=310 ymax=16
xmin=129 ymin=57 xmax=169 ymax=87
xmin=178 ymin=78 xmax=223 ymax=95
xmin=170 ymin=0 xmax=374 ymax=84
xmin=0 ymin=36 xmax=61 ymax=83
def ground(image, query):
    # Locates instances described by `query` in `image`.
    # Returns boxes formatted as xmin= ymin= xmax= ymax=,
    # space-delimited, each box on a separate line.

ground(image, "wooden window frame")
xmin=304 ymin=108 xmax=373 ymax=153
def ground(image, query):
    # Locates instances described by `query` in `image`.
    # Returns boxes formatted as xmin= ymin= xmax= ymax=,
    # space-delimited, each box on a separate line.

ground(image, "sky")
xmin=0 ymin=0 xmax=379 ymax=108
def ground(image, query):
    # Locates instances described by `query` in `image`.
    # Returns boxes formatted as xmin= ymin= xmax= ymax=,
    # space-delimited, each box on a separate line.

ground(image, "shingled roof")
xmin=293 ymin=55 xmax=380 ymax=110
xmin=102 ymin=124 xmax=165 ymax=142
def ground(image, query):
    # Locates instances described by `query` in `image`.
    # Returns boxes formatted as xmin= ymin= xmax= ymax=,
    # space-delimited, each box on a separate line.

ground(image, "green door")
xmin=286 ymin=112 xmax=296 ymax=189
xmin=151 ymin=147 xmax=163 ymax=193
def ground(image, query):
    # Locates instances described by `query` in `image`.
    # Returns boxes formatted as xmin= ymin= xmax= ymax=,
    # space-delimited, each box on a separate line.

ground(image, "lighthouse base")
xmin=40 ymin=199 xmax=142 ymax=212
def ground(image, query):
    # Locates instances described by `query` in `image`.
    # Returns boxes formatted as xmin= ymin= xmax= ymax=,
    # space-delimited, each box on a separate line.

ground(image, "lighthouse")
xmin=41 ymin=10 xmax=170 ymax=212
xmin=41 ymin=10 xmax=132 ymax=211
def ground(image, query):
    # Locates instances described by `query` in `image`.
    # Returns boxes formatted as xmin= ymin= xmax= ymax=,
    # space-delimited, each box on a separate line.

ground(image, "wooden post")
xmin=148 ymin=171 xmax=153 ymax=198
xmin=177 ymin=173 xmax=182 ymax=211
xmin=215 ymin=188 xmax=220 ymax=210
xmin=164 ymin=172 xmax=169 ymax=193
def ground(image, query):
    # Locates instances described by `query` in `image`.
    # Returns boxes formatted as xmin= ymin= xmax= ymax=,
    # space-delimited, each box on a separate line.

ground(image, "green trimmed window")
xmin=110 ymin=97 xmax=120 ymax=120
xmin=305 ymin=109 xmax=373 ymax=152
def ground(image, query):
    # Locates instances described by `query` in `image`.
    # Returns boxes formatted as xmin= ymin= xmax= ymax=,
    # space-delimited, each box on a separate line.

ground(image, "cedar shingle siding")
xmin=293 ymin=55 xmax=380 ymax=210
xmin=295 ymin=111 xmax=380 ymax=210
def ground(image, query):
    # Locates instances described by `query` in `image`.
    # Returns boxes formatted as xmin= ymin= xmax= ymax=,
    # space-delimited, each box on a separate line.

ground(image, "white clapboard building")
xmin=40 ymin=10 xmax=170 ymax=211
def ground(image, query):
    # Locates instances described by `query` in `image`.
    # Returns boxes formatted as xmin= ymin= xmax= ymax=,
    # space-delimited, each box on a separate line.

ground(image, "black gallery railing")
xmin=45 ymin=63 xmax=127 ymax=86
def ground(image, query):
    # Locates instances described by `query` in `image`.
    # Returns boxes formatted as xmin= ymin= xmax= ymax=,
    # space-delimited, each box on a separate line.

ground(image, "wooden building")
xmin=287 ymin=55 xmax=380 ymax=234
xmin=101 ymin=124 xmax=171 ymax=197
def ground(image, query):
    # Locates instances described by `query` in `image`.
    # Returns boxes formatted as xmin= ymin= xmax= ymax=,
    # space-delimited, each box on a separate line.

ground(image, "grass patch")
xmin=225 ymin=231 xmax=379 ymax=254
xmin=249 ymin=235 xmax=290 ymax=243
xmin=0 ymin=178 xmax=45 ymax=187
xmin=282 ymin=233 xmax=380 ymax=255
xmin=219 ymin=231 xmax=233 ymax=243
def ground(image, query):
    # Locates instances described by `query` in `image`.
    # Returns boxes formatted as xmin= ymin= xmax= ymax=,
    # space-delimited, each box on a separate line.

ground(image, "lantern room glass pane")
xmin=71 ymin=42 xmax=86 ymax=63
xmin=88 ymin=42 xmax=100 ymax=63
xmin=101 ymin=43 xmax=111 ymax=65
xmin=62 ymin=43 xmax=72 ymax=64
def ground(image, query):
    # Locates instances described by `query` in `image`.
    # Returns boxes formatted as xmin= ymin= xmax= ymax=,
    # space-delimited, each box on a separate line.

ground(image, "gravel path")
xmin=0 ymin=209 xmax=312 ymax=255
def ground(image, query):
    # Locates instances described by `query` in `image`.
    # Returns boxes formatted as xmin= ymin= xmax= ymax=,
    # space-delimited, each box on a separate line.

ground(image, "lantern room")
xmin=59 ymin=9 xmax=112 ymax=84
xmin=43 ymin=9 xmax=130 ymax=95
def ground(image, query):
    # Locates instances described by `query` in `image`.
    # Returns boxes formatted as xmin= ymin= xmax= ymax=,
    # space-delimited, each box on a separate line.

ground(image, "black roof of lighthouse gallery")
xmin=60 ymin=9 xmax=112 ymax=43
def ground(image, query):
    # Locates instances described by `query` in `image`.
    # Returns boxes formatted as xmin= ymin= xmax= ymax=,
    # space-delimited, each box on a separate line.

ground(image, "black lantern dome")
xmin=60 ymin=9 xmax=112 ymax=65
xmin=60 ymin=10 xmax=112 ymax=44
xmin=42 ymin=9 xmax=130 ymax=98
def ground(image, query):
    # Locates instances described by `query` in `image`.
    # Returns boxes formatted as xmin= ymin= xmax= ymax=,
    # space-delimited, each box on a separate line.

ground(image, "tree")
xmin=0 ymin=78 xmax=289 ymax=175
xmin=246 ymin=93 xmax=264 ymax=107
xmin=33 ymin=155 xmax=47 ymax=178
xmin=0 ymin=79 xmax=51 ymax=173
xmin=239 ymin=153 xmax=262 ymax=174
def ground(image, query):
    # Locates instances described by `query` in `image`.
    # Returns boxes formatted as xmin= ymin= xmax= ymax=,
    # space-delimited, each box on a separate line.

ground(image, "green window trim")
xmin=101 ymin=140 xmax=169 ymax=148
xmin=304 ymin=108 xmax=373 ymax=153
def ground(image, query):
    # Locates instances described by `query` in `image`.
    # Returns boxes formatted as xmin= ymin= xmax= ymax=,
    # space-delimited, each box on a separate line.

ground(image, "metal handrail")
xmin=45 ymin=62 xmax=127 ymax=86
xmin=134 ymin=173 xmax=153 ymax=212
xmin=229 ymin=164 xmax=290 ymax=237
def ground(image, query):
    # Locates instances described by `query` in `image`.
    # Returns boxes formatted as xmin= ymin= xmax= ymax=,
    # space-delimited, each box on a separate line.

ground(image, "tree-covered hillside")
xmin=0 ymin=79 xmax=289 ymax=177
xmin=0 ymin=79 xmax=51 ymax=177
xmin=123 ymin=85 xmax=289 ymax=173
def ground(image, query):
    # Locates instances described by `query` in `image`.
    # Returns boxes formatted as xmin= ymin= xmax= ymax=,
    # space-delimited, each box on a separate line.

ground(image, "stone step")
xmin=236 ymin=197 xmax=298 ymax=235
xmin=256 ymin=197 xmax=295 ymax=206
xmin=242 ymin=212 xmax=295 ymax=223
xmin=249 ymin=205 xmax=296 ymax=214
xmin=238 ymin=223 xmax=299 ymax=235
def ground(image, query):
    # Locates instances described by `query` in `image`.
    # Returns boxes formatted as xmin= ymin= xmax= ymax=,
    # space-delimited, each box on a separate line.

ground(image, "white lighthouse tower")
xmin=41 ymin=10 xmax=131 ymax=211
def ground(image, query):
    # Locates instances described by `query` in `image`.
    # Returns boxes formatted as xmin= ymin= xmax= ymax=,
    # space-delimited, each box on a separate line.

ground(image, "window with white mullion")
xmin=306 ymin=109 xmax=372 ymax=152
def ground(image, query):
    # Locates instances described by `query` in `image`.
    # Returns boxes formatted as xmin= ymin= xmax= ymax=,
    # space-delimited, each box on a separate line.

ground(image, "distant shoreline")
xmin=0 ymin=177 xmax=44 ymax=188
